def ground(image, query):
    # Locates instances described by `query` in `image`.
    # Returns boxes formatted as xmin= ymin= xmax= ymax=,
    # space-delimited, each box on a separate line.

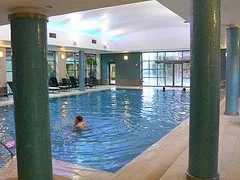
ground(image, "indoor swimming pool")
xmin=0 ymin=88 xmax=190 ymax=172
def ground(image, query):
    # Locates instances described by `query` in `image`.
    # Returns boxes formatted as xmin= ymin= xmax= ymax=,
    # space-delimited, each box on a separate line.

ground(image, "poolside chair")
xmin=61 ymin=78 xmax=70 ymax=86
xmin=0 ymin=86 xmax=9 ymax=100
xmin=49 ymin=77 xmax=69 ymax=91
xmin=85 ymin=77 xmax=96 ymax=88
xmin=6 ymin=82 xmax=14 ymax=98
xmin=69 ymin=76 xmax=79 ymax=88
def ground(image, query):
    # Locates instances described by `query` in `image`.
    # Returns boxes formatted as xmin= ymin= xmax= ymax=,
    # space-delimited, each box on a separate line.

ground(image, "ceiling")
xmin=0 ymin=0 xmax=147 ymax=25
xmin=157 ymin=0 xmax=240 ymax=47
xmin=158 ymin=0 xmax=240 ymax=26
xmin=48 ymin=1 xmax=186 ymax=39
xmin=0 ymin=0 xmax=239 ymax=49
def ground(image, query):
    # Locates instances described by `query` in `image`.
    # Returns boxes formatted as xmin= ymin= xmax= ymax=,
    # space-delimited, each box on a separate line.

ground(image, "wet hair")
xmin=163 ymin=87 xmax=165 ymax=92
xmin=183 ymin=88 xmax=186 ymax=92
xmin=75 ymin=115 xmax=83 ymax=125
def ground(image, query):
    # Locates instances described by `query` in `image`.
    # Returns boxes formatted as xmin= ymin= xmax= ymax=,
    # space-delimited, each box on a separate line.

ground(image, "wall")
xmin=0 ymin=47 xmax=6 ymax=93
xmin=116 ymin=26 xmax=190 ymax=51
xmin=101 ymin=52 xmax=141 ymax=86
xmin=96 ymin=54 xmax=101 ymax=80
xmin=0 ymin=25 xmax=119 ymax=52
xmin=56 ymin=51 xmax=67 ymax=82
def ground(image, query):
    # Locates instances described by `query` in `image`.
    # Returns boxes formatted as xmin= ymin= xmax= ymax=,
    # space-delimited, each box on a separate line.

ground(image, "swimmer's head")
xmin=75 ymin=115 xmax=83 ymax=124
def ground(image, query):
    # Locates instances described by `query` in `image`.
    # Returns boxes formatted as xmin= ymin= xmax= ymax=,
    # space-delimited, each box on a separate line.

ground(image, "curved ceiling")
xmin=157 ymin=0 xmax=240 ymax=47
xmin=48 ymin=1 xmax=186 ymax=39
xmin=0 ymin=0 xmax=147 ymax=25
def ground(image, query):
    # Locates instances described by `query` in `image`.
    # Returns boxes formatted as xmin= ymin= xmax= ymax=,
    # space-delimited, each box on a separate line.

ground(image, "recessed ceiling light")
xmin=46 ymin=5 xmax=53 ymax=8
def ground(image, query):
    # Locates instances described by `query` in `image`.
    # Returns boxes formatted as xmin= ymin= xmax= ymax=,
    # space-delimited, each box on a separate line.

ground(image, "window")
xmin=85 ymin=54 xmax=97 ymax=78
xmin=141 ymin=51 xmax=190 ymax=87
xmin=6 ymin=48 xmax=12 ymax=82
xmin=183 ymin=51 xmax=190 ymax=60
xmin=66 ymin=52 xmax=79 ymax=77
xmin=48 ymin=51 xmax=56 ymax=77
xmin=165 ymin=52 xmax=182 ymax=61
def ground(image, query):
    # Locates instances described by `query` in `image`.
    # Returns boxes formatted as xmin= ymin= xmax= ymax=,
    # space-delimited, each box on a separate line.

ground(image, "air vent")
xmin=92 ymin=39 xmax=97 ymax=44
xmin=49 ymin=33 xmax=57 ymax=38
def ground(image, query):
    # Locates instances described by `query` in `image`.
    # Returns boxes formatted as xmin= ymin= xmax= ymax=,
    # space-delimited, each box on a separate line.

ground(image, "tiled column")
xmin=187 ymin=0 xmax=220 ymax=180
xmin=9 ymin=9 xmax=53 ymax=180
xmin=79 ymin=51 xmax=85 ymax=91
xmin=225 ymin=26 xmax=239 ymax=116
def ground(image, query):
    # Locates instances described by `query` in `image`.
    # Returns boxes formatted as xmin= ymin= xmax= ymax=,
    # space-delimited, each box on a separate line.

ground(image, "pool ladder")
xmin=0 ymin=140 xmax=14 ymax=157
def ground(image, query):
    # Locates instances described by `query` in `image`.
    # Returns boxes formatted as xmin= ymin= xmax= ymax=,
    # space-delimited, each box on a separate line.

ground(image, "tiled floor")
xmin=160 ymin=99 xmax=240 ymax=180
xmin=1 ymin=87 xmax=238 ymax=180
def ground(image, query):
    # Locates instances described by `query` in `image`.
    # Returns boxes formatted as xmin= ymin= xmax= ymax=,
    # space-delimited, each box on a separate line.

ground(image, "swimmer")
xmin=163 ymin=87 xmax=166 ymax=92
xmin=72 ymin=115 xmax=88 ymax=130
xmin=182 ymin=88 xmax=186 ymax=93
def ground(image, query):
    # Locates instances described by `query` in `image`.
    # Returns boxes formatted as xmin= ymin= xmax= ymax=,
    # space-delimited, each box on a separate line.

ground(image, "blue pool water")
xmin=0 ymin=89 xmax=190 ymax=172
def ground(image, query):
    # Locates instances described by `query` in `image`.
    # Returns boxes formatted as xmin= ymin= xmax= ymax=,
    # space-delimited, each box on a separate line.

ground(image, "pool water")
xmin=0 ymin=88 xmax=190 ymax=172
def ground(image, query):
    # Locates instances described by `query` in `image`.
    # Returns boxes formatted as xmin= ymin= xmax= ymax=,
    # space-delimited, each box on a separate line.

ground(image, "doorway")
xmin=164 ymin=63 xmax=183 ymax=87
xmin=109 ymin=63 xmax=116 ymax=85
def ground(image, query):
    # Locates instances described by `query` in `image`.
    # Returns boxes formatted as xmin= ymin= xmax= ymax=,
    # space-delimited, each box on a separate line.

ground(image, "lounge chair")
xmin=69 ymin=76 xmax=79 ymax=88
xmin=49 ymin=77 xmax=69 ymax=92
xmin=0 ymin=82 xmax=14 ymax=100
xmin=0 ymin=86 xmax=9 ymax=100
xmin=61 ymin=78 xmax=70 ymax=87
xmin=85 ymin=77 xmax=96 ymax=88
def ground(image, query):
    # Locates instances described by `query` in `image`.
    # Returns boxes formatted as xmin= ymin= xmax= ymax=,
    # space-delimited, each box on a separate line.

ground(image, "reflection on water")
xmin=0 ymin=89 xmax=190 ymax=172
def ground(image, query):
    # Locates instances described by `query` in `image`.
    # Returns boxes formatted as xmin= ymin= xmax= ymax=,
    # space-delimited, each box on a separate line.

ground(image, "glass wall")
xmin=141 ymin=50 xmax=190 ymax=87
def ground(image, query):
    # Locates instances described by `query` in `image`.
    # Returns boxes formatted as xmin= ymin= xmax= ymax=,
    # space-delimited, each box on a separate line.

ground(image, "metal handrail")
xmin=0 ymin=140 xmax=14 ymax=157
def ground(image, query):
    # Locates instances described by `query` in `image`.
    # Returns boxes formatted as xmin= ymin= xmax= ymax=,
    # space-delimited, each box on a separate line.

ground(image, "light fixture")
xmin=0 ymin=51 xmax=3 ymax=58
xmin=124 ymin=55 xmax=128 ymax=60
xmin=60 ymin=53 xmax=65 ymax=60
xmin=103 ymin=44 xmax=109 ymax=49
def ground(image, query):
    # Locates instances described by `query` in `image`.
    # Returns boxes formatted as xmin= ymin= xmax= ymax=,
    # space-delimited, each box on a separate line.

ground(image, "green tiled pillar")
xmin=225 ymin=26 xmax=239 ymax=116
xmin=187 ymin=0 xmax=220 ymax=180
xmin=79 ymin=51 xmax=85 ymax=91
xmin=9 ymin=10 xmax=53 ymax=180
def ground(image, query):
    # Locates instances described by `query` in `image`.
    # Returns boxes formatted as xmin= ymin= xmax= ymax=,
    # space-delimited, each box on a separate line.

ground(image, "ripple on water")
xmin=0 ymin=89 xmax=189 ymax=172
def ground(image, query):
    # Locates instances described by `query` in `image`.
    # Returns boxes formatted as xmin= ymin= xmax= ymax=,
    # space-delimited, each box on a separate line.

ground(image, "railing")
xmin=0 ymin=140 xmax=14 ymax=157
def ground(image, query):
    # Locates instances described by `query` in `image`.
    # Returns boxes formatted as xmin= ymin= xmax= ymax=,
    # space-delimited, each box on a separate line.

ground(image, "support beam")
xmin=79 ymin=51 xmax=85 ymax=91
xmin=187 ymin=0 xmax=220 ymax=179
xmin=225 ymin=25 xmax=239 ymax=116
xmin=9 ymin=9 xmax=53 ymax=180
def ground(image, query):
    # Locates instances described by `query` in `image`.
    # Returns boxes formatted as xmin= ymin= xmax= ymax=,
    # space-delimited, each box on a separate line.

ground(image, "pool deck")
xmin=0 ymin=86 xmax=239 ymax=180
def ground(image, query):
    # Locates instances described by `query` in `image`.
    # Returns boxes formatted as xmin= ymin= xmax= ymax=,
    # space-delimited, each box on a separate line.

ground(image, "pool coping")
xmin=0 ymin=86 xmax=190 ymax=179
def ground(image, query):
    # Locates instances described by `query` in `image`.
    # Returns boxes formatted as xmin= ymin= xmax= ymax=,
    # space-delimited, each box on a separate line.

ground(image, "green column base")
xmin=224 ymin=111 xmax=239 ymax=116
xmin=186 ymin=172 xmax=220 ymax=180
